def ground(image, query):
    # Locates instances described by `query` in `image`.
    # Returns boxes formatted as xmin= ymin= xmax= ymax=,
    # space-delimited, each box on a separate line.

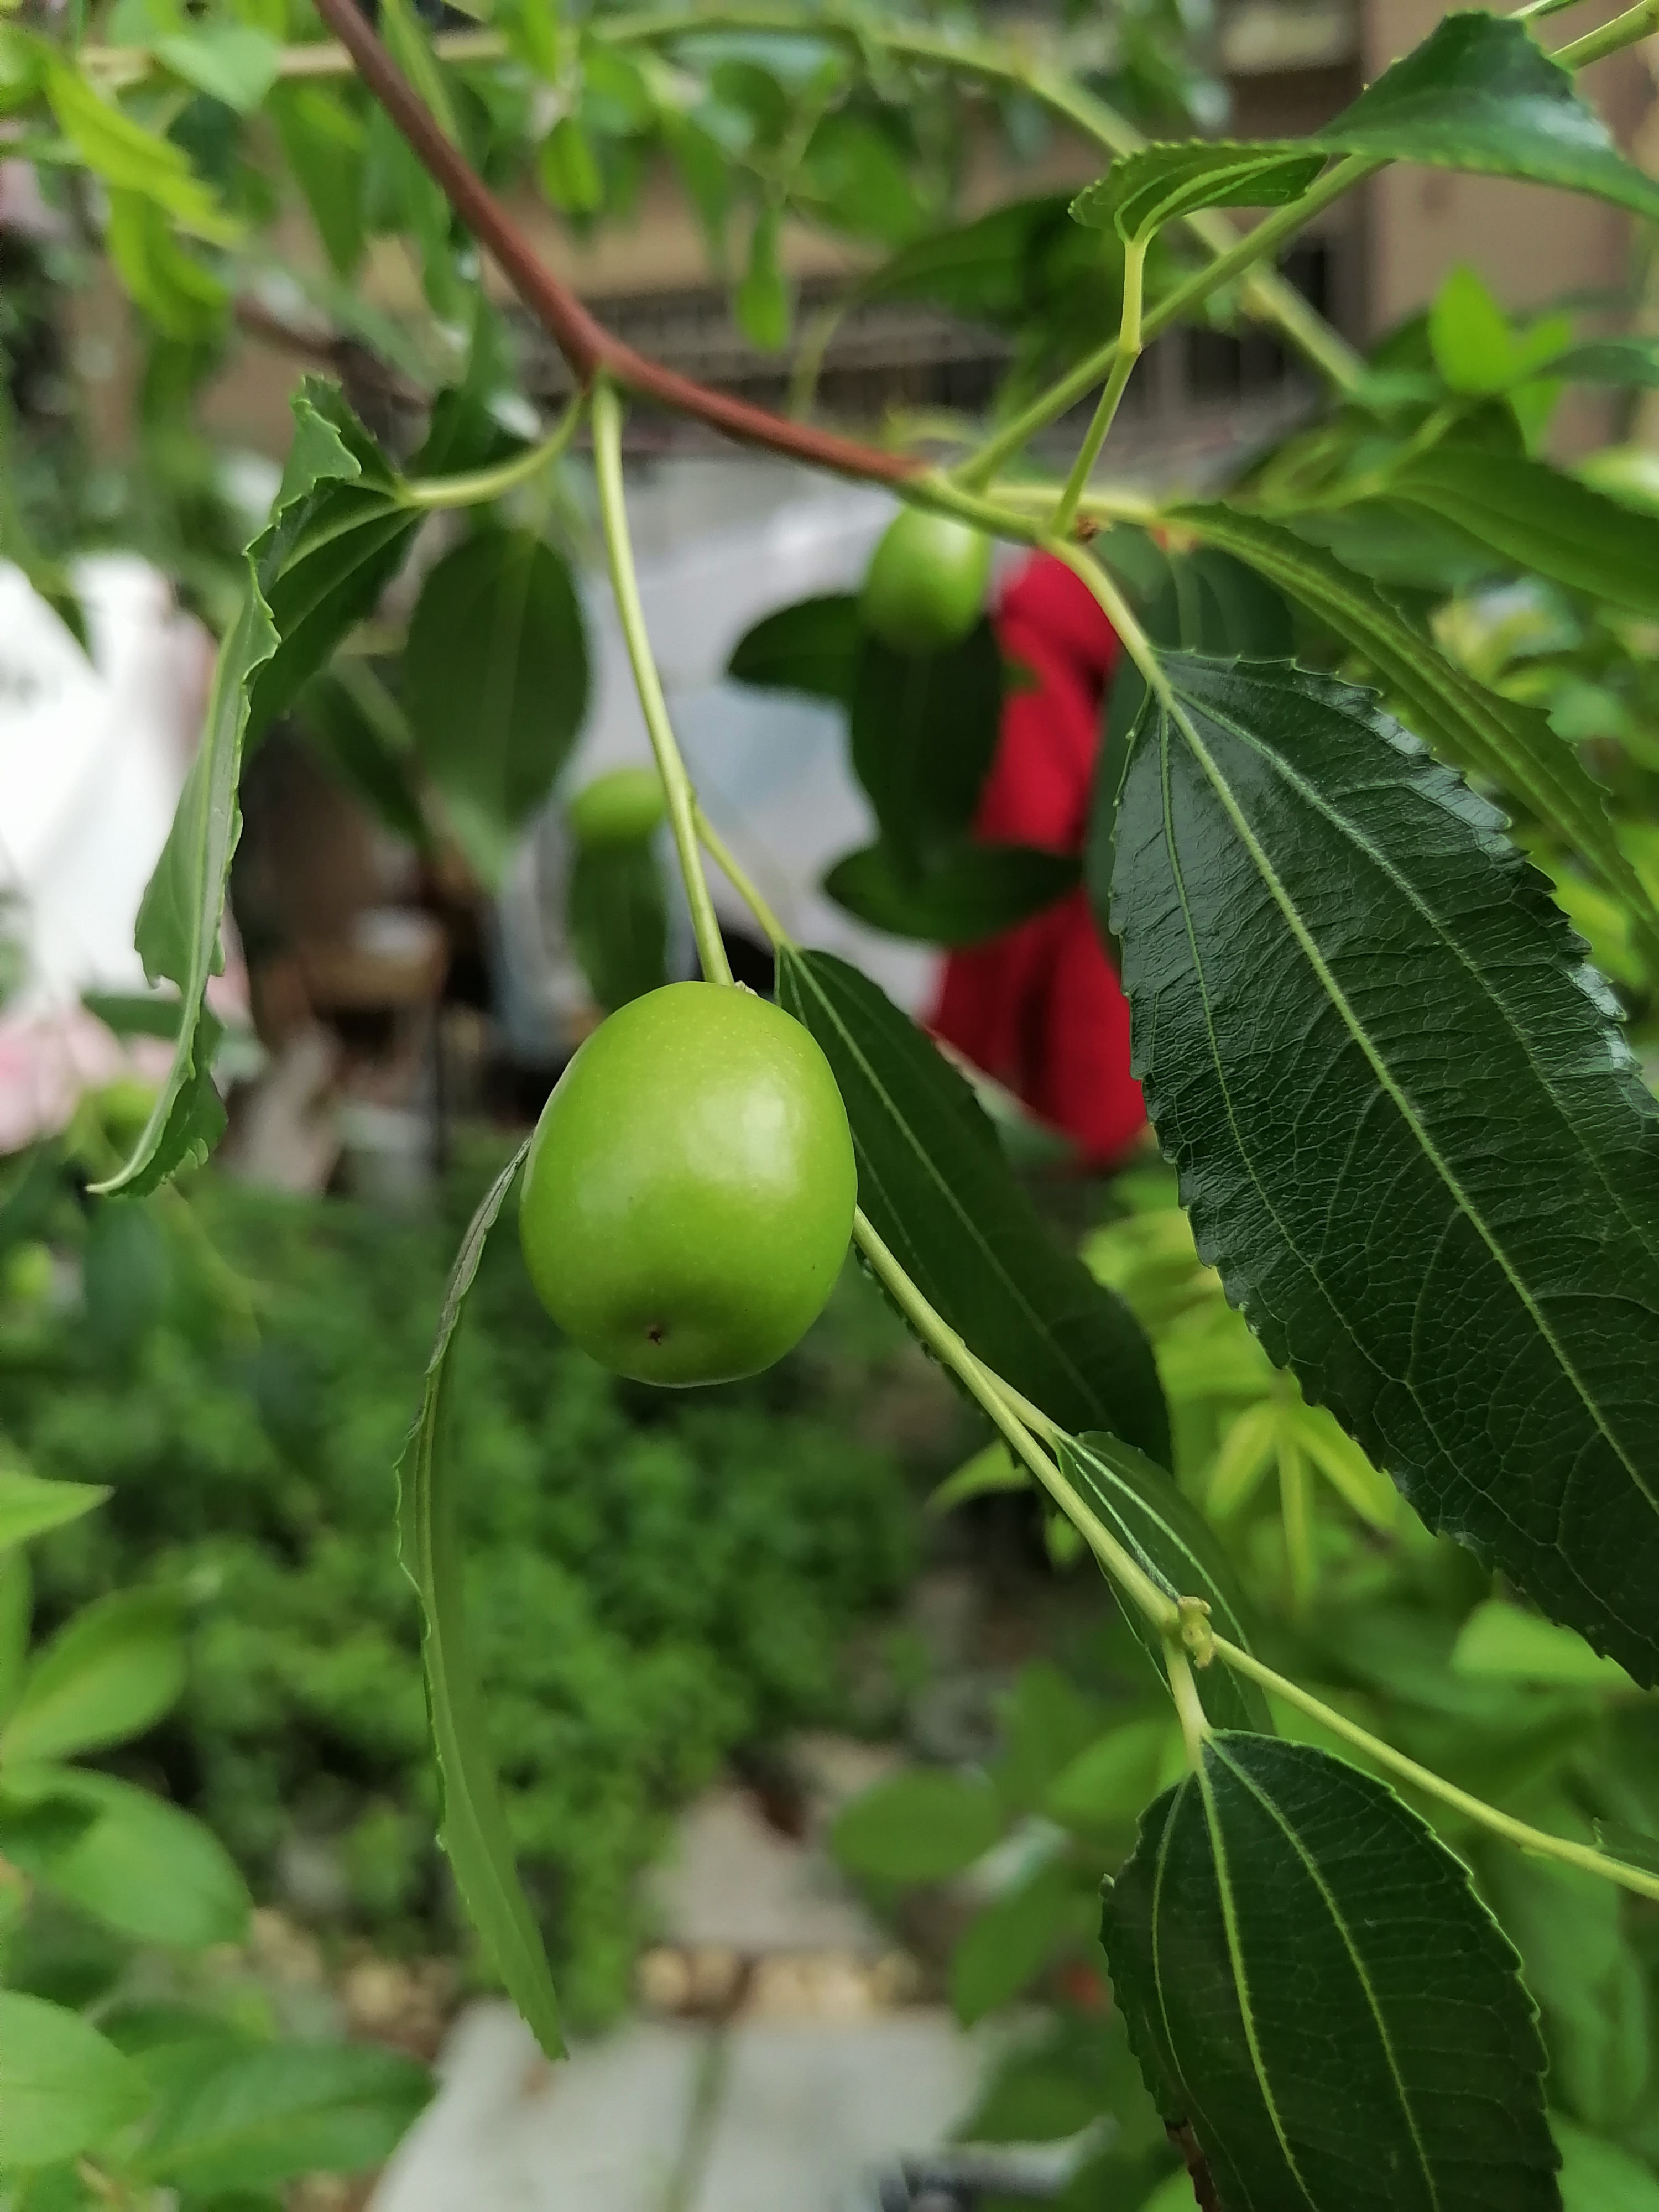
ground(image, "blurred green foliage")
xmin=1 ymin=1138 xmax=919 ymax=2026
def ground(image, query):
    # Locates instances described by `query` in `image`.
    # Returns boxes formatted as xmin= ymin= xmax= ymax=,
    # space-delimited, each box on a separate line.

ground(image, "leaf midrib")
xmin=1169 ymin=674 xmax=1659 ymax=1541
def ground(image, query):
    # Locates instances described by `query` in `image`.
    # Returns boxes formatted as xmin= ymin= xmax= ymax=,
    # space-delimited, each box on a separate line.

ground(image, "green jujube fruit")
xmin=860 ymin=510 xmax=992 ymax=655
xmin=519 ymin=982 xmax=857 ymax=1385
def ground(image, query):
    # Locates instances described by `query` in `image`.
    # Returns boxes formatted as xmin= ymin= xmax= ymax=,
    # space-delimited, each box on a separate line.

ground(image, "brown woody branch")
xmin=306 ymin=0 xmax=922 ymax=487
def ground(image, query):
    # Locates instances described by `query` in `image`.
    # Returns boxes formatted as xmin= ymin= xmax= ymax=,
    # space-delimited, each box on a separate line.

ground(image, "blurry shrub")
xmin=5 ymin=1144 xmax=918 ymax=2025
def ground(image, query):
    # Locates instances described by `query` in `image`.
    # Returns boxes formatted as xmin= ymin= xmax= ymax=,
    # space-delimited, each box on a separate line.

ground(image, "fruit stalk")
xmin=591 ymin=380 xmax=733 ymax=987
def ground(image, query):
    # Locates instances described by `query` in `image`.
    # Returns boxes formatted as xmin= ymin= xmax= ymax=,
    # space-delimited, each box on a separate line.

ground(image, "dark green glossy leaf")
xmin=1390 ymin=445 xmax=1659 ymax=619
xmin=404 ymin=530 xmax=589 ymax=870
xmin=727 ymin=592 xmax=859 ymax=707
xmin=95 ymin=380 xmax=414 ymax=1198
xmin=1102 ymin=1734 xmax=1558 ymax=2211
xmin=850 ymin=619 xmax=1003 ymax=873
xmin=823 ymin=840 xmax=1078 ymax=946
xmin=567 ymin=839 xmax=667 ymax=1011
xmin=1169 ymin=503 xmax=1659 ymax=962
xmin=1092 ymin=544 xmax=1292 ymax=920
xmin=776 ymin=948 xmax=1170 ymax=1463
xmin=1071 ymin=143 xmax=1325 ymax=243
xmin=132 ymin=2038 xmax=429 ymax=2190
xmin=1060 ymin=1431 xmax=1271 ymax=1733
xmin=1111 ymin=655 xmax=1659 ymax=1681
xmin=0 ymin=1992 xmax=148 ymax=2171
xmin=395 ymin=1141 xmax=565 ymax=2058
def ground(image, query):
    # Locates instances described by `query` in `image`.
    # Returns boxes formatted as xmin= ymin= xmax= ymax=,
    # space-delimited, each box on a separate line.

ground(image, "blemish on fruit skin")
xmin=646 ymin=1324 xmax=666 ymax=1345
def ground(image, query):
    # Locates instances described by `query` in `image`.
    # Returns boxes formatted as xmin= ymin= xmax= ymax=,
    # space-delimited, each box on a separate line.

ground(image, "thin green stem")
xmin=852 ymin=1211 xmax=1178 ymax=1634
xmin=958 ymin=153 xmax=1380 ymax=490
xmin=1045 ymin=534 xmax=1173 ymax=706
xmin=589 ymin=380 xmax=732 ymax=987
xmin=693 ymin=806 xmax=789 ymax=948
xmin=1050 ymin=237 xmax=1145 ymax=538
xmin=1208 ymin=1632 xmax=1659 ymax=1905
xmin=1165 ymin=1635 xmax=1214 ymax=1764
xmin=401 ymin=394 xmax=585 ymax=509
xmin=1554 ymin=0 xmax=1659 ymax=66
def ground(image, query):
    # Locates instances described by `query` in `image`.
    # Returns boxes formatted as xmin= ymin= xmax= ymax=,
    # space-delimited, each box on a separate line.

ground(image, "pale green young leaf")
xmin=927 ymin=1441 xmax=1027 ymax=1515
xmin=1 ymin=1589 xmax=184 ymax=1766
xmin=1111 ymin=655 xmax=1659 ymax=1681
xmin=0 ymin=1992 xmax=149 ymax=2172
xmin=45 ymin=66 xmax=238 ymax=241
xmin=539 ymin=114 xmax=603 ymax=213
xmin=1102 ymin=1735 xmax=1559 ymax=2210
xmin=1167 ymin=504 xmax=1659 ymax=966
xmin=1059 ymin=1431 xmax=1271 ymax=1733
xmin=0 ymin=1553 xmax=29 ymax=1724
xmin=105 ymin=189 xmax=227 ymax=340
xmin=1045 ymin=1715 xmax=1173 ymax=1837
xmin=0 ymin=1465 xmax=107 ymax=1552
xmin=1452 ymin=1600 xmax=1634 ymax=1692
xmin=831 ymin=1770 xmax=1002 ymax=1884
xmin=1554 ymin=2122 xmax=1659 ymax=2212
xmin=155 ymin=24 xmax=283 ymax=112
xmin=1428 ymin=264 xmax=1516 ymax=395
xmin=0 ymin=1767 xmax=249 ymax=1949
xmin=736 ymin=203 xmax=790 ymax=351
xmin=1071 ymin=143 xmax=1325 ymax=244
xmin=1293 ymin=1402 xmax=1397 ymax=1530
xmin=131 ymin=2038 xmax=430 ymax=2191
xmin=1207 ymin=1401 xmax=1279 ymax=1517
xmin=950 ymin=1864 xmax=1087 ymax=2025
xmin=396 ymin=1140 xmax=565 ymax=2058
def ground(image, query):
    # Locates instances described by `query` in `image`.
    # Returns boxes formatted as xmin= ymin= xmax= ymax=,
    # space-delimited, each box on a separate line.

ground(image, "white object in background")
xmin=0 ymin=559 xmax=243 ymax=1150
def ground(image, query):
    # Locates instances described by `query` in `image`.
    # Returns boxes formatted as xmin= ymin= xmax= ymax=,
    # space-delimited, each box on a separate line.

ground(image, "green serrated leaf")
xmin=727 ymin=591 xmax=860 ymax=707
xmin=567 ymin=839 xmax=667 ymax=1012
xmin=1428 ymin=264 xmax=1517 ymax=396
xmin=850 ymin=618 xmax=1004 ymax=874
xmin=0 ymin=1467 xmax=107 ymax=1552
xmin=823 ymin=840 xmax=1078 ymax=947
xmin=831 ymin=1768 xmax=1002 ymax=1884
xmin=131 ymin=2038 xmax=429 ymax=2191
xmin=395 ymin=1141 xmax=564 ymax=2059
xmin=1535 ymin=337 xmax=1659 ymax=390
xmin=1060 ymin=1431 xmax=1271 ymax=1733
xmin=105 ymin=187 xmax=227 ymax=341
xmin=1 ymin=1589 xmax=184 ymax=1765
xmin=1390 ymin=445 xmax=1659 ymax=620
xmin=1110 ymin=654 xmax=1659 ymax=1682
xmin=1102 ymin=1734 xmax=1559 ymax=2210
xmin=539 ymin=113 xmax=603 ymax=213
xmin=776 ymin=948 xmax=1170 ymax=1463
xmin=95 ymin=380 xmax=417 ymax=1199
xmin=1319 ymin=12 xmax=1659 ymax=223
xmin=1166 ymin=504 xmax=1659 ymax=967
xmin=0 ymin=1991 xmax=149 ymax=2171
xmin=0 ymin=1769 xmax=249 ymax=1949
xmin=270 ymin=85 xmax=367 ymax=276
xmin=1071 ymin=143 xmax=1326 ymax=244
xmin=404 ymin=531 xmax=589 ymax=875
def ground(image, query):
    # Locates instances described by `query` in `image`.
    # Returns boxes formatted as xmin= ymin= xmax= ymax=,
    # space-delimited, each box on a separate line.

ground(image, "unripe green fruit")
xmin=565 ymin=766 xmax=667 ymax=847
xmin=860 ymin=509 xmax=991 ymax=655
xmin=519 ymin=982 xmax=857 ymax=1386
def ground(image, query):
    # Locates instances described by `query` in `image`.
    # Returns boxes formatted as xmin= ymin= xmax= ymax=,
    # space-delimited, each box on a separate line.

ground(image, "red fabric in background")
xmin=930 ymin=553 xmax=1147 ymax=1165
